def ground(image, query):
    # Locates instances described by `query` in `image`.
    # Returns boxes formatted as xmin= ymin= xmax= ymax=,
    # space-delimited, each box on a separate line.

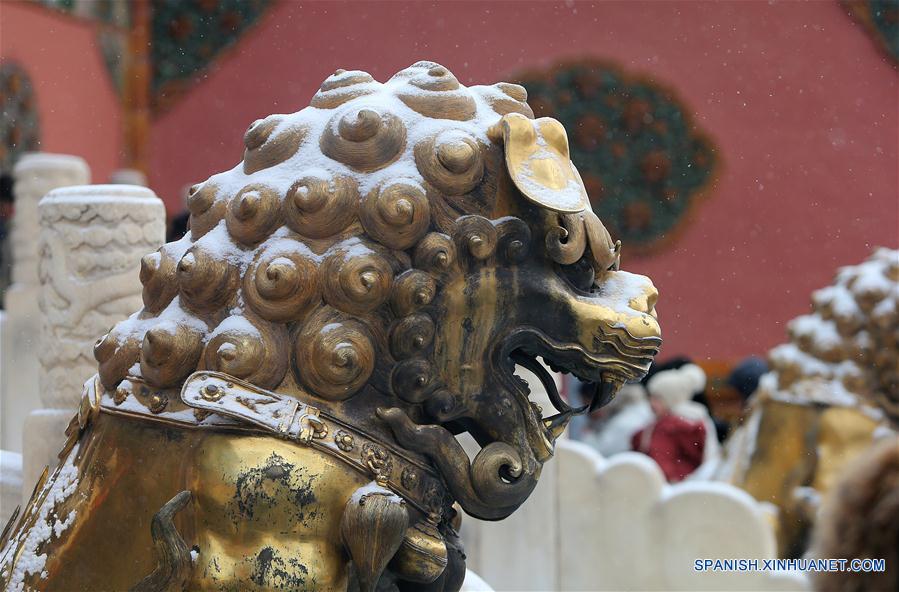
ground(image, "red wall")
xmin=149 ymin=0 xmax=897 ymax=361
xmin=0 ymin=2 xmax=123 ymax=183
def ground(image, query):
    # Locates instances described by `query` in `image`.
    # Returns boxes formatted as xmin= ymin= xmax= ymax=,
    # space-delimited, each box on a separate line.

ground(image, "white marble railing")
xmin=1 ymin=154 xmax=90 ymax=453
xmin=462 ymin=439 xmax=808 ymax=591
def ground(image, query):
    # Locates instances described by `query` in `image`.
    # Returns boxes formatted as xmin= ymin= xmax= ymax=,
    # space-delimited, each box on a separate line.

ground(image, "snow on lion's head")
xmin=94 ymin=61 xmax=661 ymax=520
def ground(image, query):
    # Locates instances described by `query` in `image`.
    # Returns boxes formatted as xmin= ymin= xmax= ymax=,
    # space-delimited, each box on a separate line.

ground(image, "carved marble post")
xmin=21 ymin=185 xmax=165 ymax=494
xmin=1 ymin=154 xmax=90 ymax=453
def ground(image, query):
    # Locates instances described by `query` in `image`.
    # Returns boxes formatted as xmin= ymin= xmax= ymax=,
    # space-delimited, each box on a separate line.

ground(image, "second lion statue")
xmin=0 ymin=61 xmax=661 ymax=592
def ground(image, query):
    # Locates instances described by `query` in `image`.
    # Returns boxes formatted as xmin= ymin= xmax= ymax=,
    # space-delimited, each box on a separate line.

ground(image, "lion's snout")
xmin=619 ymin=275 xmax=658 ymax=319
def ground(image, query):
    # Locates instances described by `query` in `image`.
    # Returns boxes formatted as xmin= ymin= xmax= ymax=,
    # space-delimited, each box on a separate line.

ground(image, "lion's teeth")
xmin=542 ymin=410 xmax=573 ymax=439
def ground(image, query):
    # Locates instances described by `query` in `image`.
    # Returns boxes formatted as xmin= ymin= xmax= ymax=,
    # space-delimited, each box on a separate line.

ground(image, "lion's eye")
xmin=559 ymin=256 xmax=595 ymax=292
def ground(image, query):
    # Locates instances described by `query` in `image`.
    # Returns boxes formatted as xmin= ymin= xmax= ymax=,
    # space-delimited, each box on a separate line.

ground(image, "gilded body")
xmin=31 ymin=413 xmax=365 ymax=591
xmin=1 ymin=62 xmax=661 ymax=591
xmin=732 ymin=399 xmax=881 ymax=556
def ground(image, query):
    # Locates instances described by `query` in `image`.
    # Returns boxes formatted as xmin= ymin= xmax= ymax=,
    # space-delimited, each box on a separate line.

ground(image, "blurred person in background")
xmin=644 ymin=356 xmax=728 ymax=442
xmin=714 ymin=356 xmax=772 ymax=482
xmin=727 ymin=356 xmax=768 ymax=409
xmin=0 ymin=173 xmax=13 ymax=303
xmin=632 ymin=364 xmax=719 ymax=482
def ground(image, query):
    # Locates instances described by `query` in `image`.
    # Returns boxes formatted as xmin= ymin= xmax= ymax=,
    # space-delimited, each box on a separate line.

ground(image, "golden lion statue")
xmin=0 ymin=62 xmax=660 ymax=591
xmin=722 ymin=247 xmax=897 ymax=557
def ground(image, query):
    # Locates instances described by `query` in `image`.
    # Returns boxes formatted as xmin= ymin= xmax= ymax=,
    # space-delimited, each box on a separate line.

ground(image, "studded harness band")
xmin=89 ymin=371 xmax=450 ymax=518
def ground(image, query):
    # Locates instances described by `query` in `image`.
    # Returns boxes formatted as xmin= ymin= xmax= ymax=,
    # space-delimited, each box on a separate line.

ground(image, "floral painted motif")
xmin=843 ymin=0 xmax=899 ymax=65
xmin=152 ymin=0 xmax=273 ymax=110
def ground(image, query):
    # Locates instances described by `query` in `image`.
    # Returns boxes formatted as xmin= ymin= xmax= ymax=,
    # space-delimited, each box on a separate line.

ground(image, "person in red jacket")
xmin=631 ymin=365 xmax=707 ymax=483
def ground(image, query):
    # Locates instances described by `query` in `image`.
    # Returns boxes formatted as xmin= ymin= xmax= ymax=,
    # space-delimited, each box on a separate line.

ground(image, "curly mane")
xmin=93 ymin=62 xmax=535 ymax=405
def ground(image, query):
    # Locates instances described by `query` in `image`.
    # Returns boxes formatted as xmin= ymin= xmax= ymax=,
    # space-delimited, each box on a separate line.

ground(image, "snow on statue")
xmin=0 ymin=62 xmax=661 ymax=591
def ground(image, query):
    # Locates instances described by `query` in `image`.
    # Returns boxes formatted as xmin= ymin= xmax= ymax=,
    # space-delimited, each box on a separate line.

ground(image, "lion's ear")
xmin=495 ymin=113 xmax=589 ymax=213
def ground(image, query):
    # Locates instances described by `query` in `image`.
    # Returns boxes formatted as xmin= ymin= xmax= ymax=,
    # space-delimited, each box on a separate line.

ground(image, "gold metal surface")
xmin=4 ymin=411 xmax=369 ymax=591
xmin=501 ymin=113 xmax=590 ymax=213
xmin=391 ymin=519 xmax=450 ymax=583
xmin=1 ymin=62 xmax=661 ymax=591
xmin=736 ymin=398 xmax=881 ymax=556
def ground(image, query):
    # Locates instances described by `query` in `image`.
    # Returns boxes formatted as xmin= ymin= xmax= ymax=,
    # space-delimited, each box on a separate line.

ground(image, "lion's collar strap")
xmin=94 ymin=372 xmax=446 ymax=516
xmin=179 ymin=372 xmax=448 ymax=516
xmin=181 ymin=373 xmax=331 ymax=445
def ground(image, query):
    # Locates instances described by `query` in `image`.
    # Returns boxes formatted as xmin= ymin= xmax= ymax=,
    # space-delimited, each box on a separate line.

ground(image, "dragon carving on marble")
xmin=0 ymin=62 xmax=661 ymax=591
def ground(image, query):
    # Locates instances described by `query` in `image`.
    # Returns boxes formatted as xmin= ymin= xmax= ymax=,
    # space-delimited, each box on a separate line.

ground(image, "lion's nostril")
xmin=645 ymin=287 xmax=659 ymax=312
xmin=626 ymin=282 xmax=659 ymax=317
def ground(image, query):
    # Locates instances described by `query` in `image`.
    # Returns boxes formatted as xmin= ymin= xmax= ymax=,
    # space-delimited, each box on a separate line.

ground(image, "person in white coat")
xmin=645 ymin=364 xmax=721 ymax=480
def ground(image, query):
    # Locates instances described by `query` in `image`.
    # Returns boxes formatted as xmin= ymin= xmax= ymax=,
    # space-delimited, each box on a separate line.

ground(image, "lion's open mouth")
xmin=509 ymin=350 xmax=587 ymax=438
xmin=499 ymin=327 xmax=659 ymax=453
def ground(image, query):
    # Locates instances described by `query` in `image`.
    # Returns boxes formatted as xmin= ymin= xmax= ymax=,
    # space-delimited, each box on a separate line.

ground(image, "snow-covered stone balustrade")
xmin=20 ymin=185 xmax=165 ymax=497
xmin=1 ymin=154 xmax=90 ymax=454
xmin=462 ymin=439 xmax=808 ymax=591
